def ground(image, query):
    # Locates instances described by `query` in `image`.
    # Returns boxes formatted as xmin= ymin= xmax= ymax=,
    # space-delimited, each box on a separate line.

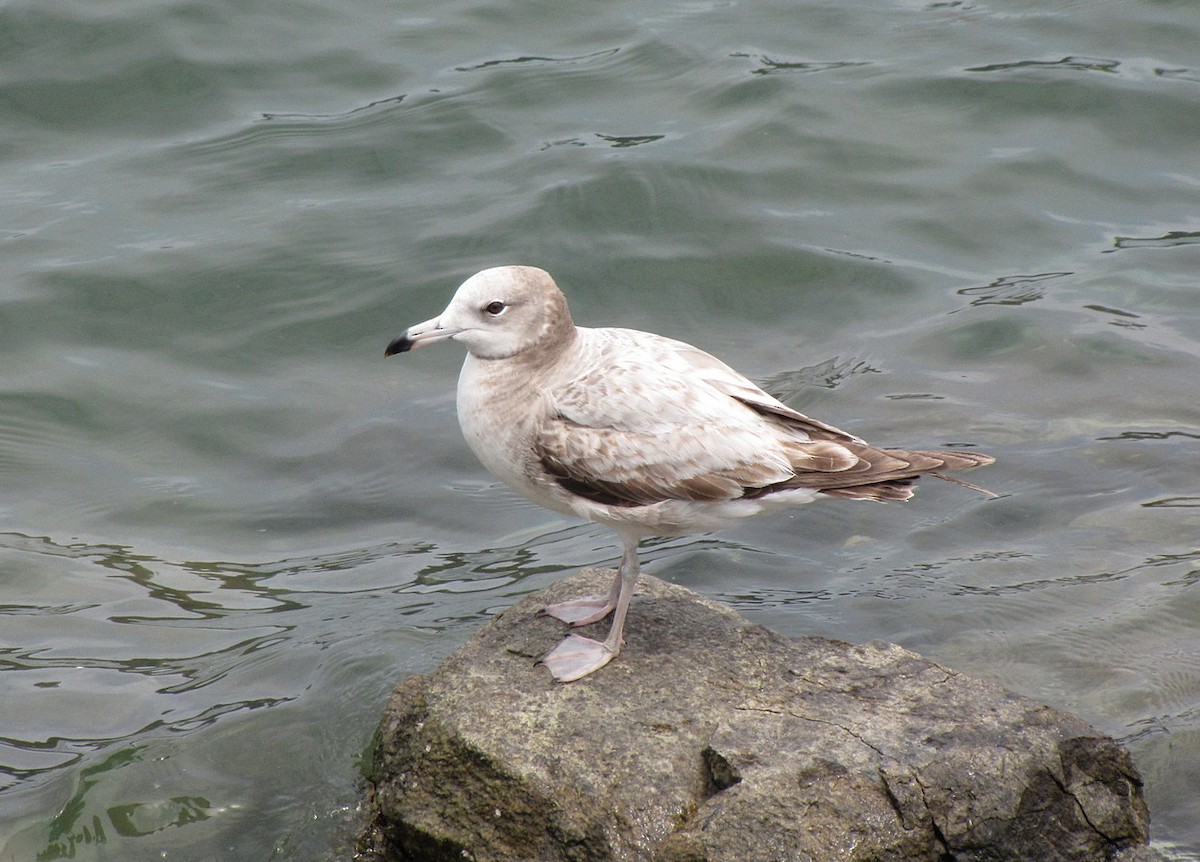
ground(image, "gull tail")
xmin=818 ymin=449 xmax=996 ymax=502
xmin=928 ymin=469 xmax=998 ymax=498
xmin=923 ymin=450 xmax=997 ymax=497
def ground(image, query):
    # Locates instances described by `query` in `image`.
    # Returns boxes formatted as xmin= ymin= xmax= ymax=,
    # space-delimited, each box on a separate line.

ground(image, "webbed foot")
xmin=541 ymin=633 xmax=618 ymax=682
xmin=544 ymin=595 xmax=616 ymax=626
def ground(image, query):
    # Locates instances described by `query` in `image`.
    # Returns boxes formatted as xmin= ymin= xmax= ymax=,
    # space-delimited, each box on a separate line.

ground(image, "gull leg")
xmin=544 ymin=569 xmax=622 ymax=625
xmin=543 ymin=536 xmax=641 ymax=682
xmin=600 ymin=539 xmax=640 ymax=655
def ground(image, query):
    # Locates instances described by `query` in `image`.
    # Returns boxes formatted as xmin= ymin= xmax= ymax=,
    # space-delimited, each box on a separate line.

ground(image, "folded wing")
xmin=536 ymin=328 xmax=993 ymax=508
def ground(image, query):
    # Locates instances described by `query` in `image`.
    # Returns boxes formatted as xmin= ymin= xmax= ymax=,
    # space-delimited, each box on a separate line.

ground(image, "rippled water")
xmin=3 ymin=0 xmax=1200 ymax=858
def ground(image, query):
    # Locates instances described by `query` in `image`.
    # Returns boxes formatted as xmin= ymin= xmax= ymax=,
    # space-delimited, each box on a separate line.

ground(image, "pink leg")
xmin=542 ymin=535 xmax=641 ymax=682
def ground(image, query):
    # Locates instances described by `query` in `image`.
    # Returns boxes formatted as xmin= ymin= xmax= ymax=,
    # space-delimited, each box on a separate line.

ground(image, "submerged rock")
xmin=358 ymin=569 xmax=1154 ymax=862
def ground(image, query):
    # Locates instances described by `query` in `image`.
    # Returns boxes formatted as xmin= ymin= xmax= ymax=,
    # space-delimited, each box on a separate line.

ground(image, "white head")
xmin=384 ymin=265 xmax=571 ymax=360
xmin=385 ymin=266 xmax=575 ymax=361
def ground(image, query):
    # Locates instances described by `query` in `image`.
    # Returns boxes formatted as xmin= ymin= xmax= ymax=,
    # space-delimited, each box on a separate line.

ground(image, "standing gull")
xmin=386 ymin=266 xmax=994 ymax=682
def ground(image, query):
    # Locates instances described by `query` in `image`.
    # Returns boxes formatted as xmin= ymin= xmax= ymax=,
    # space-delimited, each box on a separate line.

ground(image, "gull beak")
xmin=384 ymin=315 xmax=461 ymax=356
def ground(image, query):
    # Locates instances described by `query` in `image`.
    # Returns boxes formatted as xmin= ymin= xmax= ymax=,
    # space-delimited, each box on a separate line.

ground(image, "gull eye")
xmin=484 ymin=300 xmax=506 ymax=316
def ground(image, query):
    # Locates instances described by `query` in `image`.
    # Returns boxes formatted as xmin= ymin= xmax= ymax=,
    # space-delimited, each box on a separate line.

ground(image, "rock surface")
xmin=358 ymin=569 xmax=1155 ymax=862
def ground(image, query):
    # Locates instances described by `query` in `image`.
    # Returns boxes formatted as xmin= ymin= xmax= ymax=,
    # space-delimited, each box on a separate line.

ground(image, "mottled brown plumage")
xmin=387 ymin=266 xmax=995 ymax=681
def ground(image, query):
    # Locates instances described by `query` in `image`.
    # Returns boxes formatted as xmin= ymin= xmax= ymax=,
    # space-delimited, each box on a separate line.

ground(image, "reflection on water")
xmin=35 ymin=746 xmax=199 ymax=861
xmin=0 ymin=523 xmax=604 ymax=859
xmin=758 ymin=356 xmax=881 ymax=401
xmin=954 ymin=271 xmax=1070 ymax=309
xmin=735 ymin=54 xmax=872 ymax=77
xmin=1109 ymin=230 xmax=1200 ymax=252
xmin=966 ymin=55 xmax=1123 ymax=75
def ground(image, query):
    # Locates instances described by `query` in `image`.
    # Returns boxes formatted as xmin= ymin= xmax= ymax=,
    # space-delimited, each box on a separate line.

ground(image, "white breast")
xmin=456 ymin=353 xmax=584 ymax=518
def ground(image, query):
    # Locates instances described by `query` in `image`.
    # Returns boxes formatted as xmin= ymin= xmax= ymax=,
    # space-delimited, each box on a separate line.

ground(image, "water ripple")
xmin=4 ymin=0 xmax=1200 ymax=854
xmin=454 ymin=47 xmax=621 ymax=72
xmin=730 ymin=53 xmax=872 ymax=77
xmin=967 ymin=55 xmax=1121 ymax=75
xmin=759 ymin=356 xmax=882 ymax=400
xmin=1107 ymin=230 xmax=1200 ymax=252
xmin=952 ymin=272 xmax=1072 ymax=310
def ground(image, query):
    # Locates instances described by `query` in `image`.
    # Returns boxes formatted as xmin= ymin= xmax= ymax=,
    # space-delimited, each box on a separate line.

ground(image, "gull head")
xmin=386 ymin=266 xmax=575 ymax=361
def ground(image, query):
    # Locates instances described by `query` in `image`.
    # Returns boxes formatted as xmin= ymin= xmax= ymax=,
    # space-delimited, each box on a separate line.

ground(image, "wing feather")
xmin=535 ymin=327 xmax=993 ymax=508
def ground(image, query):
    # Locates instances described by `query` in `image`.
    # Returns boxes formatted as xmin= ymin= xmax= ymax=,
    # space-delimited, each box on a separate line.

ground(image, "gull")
xmin=386 ymin=266 xmax=994 ymax=682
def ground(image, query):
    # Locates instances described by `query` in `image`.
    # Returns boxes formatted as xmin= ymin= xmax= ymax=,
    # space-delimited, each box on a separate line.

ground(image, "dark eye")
xmin=484 ymin=300 xmax=506 ymax=316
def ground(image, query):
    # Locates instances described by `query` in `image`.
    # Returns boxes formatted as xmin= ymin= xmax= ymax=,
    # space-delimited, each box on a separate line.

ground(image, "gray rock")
xmin=359 ymin=569 xmax=1153 ymax=862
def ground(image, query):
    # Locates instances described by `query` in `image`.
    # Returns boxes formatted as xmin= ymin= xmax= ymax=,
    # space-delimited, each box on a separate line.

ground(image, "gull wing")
xmin=534 ymin=328 xmax=863 ymax=506
xmin=534 ymin=327 xmax=993 ymax=508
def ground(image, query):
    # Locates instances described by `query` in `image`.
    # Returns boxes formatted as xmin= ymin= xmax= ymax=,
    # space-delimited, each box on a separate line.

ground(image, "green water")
xmin=2 ymin=0 xmax=1200 ymax=858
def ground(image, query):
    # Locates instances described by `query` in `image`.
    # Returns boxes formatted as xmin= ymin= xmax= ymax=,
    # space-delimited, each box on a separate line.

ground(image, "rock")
xmin=358 ymin=569 xmax=1154 ymax=862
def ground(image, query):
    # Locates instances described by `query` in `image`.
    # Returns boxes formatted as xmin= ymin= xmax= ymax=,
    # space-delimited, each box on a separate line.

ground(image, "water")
xmin=2 ymin=0 xmax=1199 ymax=858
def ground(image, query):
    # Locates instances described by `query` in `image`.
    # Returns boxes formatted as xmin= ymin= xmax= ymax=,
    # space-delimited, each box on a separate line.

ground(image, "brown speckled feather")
xmin=532 ymin=328 xmax=994 ymax=508
xmin=390 ymin=265 xmax=996 ymax=682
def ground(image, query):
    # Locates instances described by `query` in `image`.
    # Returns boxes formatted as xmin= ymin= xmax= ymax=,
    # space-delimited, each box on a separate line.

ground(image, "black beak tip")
xmin=384 ymin=335 xmax=413 ymax=357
